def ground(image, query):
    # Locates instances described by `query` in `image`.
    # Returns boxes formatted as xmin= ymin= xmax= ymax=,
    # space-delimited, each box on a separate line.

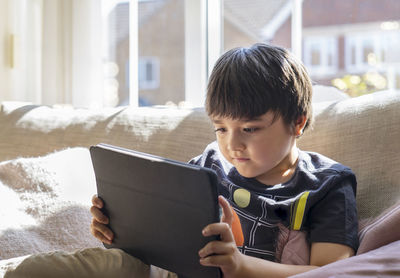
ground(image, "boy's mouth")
xmin=232 ymin=157 xmax=250 ymax=162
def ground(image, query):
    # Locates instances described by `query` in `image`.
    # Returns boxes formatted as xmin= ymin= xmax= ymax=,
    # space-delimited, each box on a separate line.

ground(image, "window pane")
xmin=363 ymin=44 xmax=374 ymax=64
xmin=138 ymin=0 xmax=185 ymax=106
xmin=102 ymin=0 xmax=185 ymax=107
xmin=138 ymin=57 xmax=159 ymax=90
xmin=351 ymin=45 xmax=356 ymax=65
xmin=328 ymin=52 xmax=333 ymax=66
xmin=311 ymin=49 xmax=320 ymax=66
xmin=303 ymin=0 xmax=400 ymax=97
xmin=304 ymin=37 xmax=337 ymax=76
xmin=146 ymin=62 xmax=152 ymax=81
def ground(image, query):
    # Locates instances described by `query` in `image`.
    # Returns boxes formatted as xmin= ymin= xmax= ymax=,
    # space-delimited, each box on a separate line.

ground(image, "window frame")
xmin=345 ymin=33 xmax=381 ymax=73
xmin=303 ymin=36 xmax=338 ymax=77
xmin=343 ymin=31 xmax=400 ymax=73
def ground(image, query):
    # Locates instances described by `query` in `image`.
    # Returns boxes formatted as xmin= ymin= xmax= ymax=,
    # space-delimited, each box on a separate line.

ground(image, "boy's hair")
xmin=206 ymin=43 xmax=313 ymax=132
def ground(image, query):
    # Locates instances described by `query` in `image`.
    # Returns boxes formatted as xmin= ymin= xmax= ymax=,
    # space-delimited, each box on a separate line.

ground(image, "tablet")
xmin=90 ymin=143 xmax=221 ymax=278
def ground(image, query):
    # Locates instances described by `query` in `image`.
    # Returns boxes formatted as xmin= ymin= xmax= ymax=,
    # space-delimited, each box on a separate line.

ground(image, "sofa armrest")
xmin=289 ymin=240 xmax=400 ymax=278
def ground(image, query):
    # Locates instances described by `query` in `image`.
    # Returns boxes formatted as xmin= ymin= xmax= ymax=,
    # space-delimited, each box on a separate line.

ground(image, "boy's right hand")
xmin=90 ymin=195 xmax=114 ymax=245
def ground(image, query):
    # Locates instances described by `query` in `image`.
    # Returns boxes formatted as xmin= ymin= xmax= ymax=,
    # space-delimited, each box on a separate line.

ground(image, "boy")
xmin=91 ymin=43 xmax=358 ymax=277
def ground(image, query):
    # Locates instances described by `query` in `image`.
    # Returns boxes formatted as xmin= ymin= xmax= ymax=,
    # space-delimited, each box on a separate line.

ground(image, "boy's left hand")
xmin=198 ymin=196 xmax=245 ymax=278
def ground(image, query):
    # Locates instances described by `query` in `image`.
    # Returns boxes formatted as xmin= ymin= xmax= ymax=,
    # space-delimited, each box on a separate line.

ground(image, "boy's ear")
xmin=294 ymin=115 xmax=307 ymax=137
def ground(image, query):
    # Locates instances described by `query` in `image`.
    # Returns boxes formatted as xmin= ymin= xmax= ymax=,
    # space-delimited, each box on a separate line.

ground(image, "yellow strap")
xmin=293 ymin=191 xmax=310 ymax=230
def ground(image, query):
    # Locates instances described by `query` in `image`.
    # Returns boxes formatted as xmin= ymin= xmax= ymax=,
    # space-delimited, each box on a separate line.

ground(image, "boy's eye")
xmin=214 ymin=127 xmax=226 ymax=133
xmin=243 ymin=127 xmax=259 ymax=133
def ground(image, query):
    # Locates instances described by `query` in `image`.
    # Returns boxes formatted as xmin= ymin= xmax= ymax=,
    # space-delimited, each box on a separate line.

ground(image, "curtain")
xmin=0 ymin=0 xmax=42 ymax=103
xmin=0 ymin=0 xmax=104 ymax=108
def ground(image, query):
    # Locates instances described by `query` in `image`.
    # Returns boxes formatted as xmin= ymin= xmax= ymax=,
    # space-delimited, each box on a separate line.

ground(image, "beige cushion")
xmin=0 ymin=148 xmax=102 ymax=260
xmin=298 ymin=91 xmax=400 ymax=219
xmin=2 ymin=248 xmax=149 ymax=278
xmin=1 ymin=248 xmax=179 ymax=278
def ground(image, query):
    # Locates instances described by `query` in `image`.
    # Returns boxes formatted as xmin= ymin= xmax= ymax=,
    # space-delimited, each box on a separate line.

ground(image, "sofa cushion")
xmin=0 ymin=148 xmax=102 ymax=259
xmin=298 ymin=91 xmax=400 ymax=220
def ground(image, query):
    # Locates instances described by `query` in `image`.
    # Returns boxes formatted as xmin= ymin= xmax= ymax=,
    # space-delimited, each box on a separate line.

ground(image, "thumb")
xmin=219 ymin=195 xmax=233 ymax=226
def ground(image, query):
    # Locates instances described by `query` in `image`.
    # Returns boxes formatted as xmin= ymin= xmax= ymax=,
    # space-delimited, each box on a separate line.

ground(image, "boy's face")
xmin=212 ymin=112 xmax=299 ymax=185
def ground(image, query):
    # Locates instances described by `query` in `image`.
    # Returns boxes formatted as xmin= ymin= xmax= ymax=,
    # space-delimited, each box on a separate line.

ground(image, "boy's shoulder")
xmin=298 ymin=150 xmax=353 ymax=174
xmin=297 ymin=150 xmax=356 ymax=190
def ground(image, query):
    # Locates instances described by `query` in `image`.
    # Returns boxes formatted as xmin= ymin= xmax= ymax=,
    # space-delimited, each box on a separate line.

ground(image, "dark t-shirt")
xmin=190 ymin=141 xmax=359 ymax=262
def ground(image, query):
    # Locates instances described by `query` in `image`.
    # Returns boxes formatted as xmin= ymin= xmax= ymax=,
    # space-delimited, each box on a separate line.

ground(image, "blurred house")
xmin=107 ymin=0 xmax=400 ymax=106
xmin=107 ymin=0 xmax=284 ymax=106
xmin=292 ymin=0 xmax=400 ymax=91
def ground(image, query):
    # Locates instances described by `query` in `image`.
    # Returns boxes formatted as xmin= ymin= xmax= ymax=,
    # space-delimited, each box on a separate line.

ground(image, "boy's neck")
xmin=256 ymin=145 xmax=299 ymax=186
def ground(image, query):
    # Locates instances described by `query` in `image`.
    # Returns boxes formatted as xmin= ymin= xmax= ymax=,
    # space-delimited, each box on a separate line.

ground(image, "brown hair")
xmin=206 ymin=43 xmax=313 ymax=132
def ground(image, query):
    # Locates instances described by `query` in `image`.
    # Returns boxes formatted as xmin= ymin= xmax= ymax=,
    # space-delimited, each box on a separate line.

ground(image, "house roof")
xmin=108 ymin=1 xmax=168 ymax=46
xmin=223 ymin=0 xmax=291 ymax=41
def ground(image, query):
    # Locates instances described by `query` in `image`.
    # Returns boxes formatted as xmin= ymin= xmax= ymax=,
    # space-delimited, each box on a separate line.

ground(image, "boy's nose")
xmin=227 ymin=133 xmax=245 ymax=152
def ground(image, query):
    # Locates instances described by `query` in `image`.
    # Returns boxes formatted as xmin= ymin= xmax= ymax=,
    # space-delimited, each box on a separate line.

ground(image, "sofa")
xmin=0 ymin=87 xmax=399 ymax=277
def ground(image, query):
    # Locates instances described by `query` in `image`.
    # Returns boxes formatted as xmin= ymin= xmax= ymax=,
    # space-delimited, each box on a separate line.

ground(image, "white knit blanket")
xmin=0 ymin=148 xmax=103 ymax=260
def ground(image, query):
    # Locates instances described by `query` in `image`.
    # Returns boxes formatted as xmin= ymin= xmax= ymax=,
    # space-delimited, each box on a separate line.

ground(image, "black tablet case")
xmin=90 ymin=144 xmax=221 ymax=278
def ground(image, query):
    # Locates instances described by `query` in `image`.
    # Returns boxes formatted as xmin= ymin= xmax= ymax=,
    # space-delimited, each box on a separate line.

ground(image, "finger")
xmin=90 ymin=219 xmax=114 ymax=241
xmin=92 ymin=229 xmax=113 ymax=245
xmin=218 ymin=195 xmax=233 ymax=226
xmin=91 ymin=194 xmax=104 ymax=208
xmin=90 ymin=206 xmax=109 ymax=224
xmin=199 ymin=253 xmax=234 ymax=268
xmin=203 ymin=222 xmax=235 ymax=243
xmin=198 ymin=240 xmax=237 ymax=259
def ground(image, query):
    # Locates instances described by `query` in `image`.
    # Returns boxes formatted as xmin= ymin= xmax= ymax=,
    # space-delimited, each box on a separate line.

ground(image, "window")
xmin=138 ymin=57 xmax=160 ymax=90
xmin=345 ymin=34 xmax=380 ymax=73
xmin=376 ymin=31 xmax=400 ymax=65
xmin=345 ymin=31 xmax=400 ymax=77
xmin=304 ymin=37 xmax=337 ymax=77
xmin=2 ymin=0 xmax=399 ymax=107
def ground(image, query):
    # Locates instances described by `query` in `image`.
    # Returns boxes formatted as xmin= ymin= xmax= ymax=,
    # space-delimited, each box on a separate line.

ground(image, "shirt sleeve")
xmin=306 ymin=177 xmax=359 ymax=251
xmin=188 ymin=141 xmax=219 ymax=167
xmin=188 ymin=154 xmax=202 ymax=165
